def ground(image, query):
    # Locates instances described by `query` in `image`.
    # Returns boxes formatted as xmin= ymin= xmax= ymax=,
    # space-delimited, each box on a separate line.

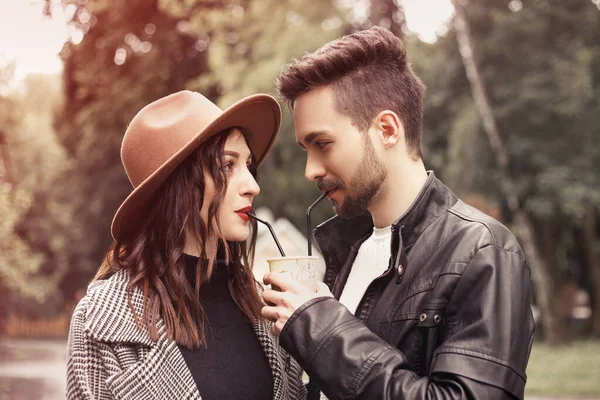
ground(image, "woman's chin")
xmin=223 ymin=227 xmax=250 ymax=243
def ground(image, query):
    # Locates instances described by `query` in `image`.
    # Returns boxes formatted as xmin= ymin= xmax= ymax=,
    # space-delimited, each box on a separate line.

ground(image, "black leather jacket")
xmin=280 ymin=172 xmax=535 ymax=400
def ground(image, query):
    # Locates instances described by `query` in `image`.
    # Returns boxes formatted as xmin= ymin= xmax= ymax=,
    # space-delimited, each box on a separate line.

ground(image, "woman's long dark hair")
xmin=95 ymin=128 xmax=262 ymax=348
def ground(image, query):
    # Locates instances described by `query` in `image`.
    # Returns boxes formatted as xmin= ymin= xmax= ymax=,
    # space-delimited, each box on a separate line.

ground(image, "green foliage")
xmin=411 ymin=0 xmax=600 ymax=308
xmin=490 ymin=1 xmax=600 ymax=221
xmin=20 ymin=0 xmax=213 ymax=305
xmin=0 ymin=75 xmax=66 ymax=308
xmin=414 ymin=0 xmax=600 ymax=223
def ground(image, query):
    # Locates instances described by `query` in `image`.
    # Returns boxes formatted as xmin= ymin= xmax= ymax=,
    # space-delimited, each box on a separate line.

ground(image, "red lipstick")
xmin=235 ymin=206 xmax=252 ymax=222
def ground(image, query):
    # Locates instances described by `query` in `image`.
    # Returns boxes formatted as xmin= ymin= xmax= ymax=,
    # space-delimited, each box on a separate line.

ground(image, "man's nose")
xmin=304 ymin=154 xmax=325 ymax=182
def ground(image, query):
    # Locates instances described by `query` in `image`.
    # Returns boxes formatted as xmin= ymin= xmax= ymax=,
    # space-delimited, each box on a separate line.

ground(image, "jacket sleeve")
xmin=279 ymin=245 xmax=534 ymax=400
xmin=66 ymin=296 xmax=108 ymax=400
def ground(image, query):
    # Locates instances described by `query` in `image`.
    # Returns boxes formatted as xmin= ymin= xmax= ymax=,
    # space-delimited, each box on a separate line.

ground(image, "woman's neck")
xmin=183 ymin=244 xmax=201 ymax=257
xmin=183 ymin=235 xmax=229 ymax=262
xmin=183 ymin=230 xmax=202 ymax=257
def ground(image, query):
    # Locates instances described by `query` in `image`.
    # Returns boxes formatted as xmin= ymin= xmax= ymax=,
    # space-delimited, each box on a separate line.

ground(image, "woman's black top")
xmin=178 ymin=254 xmax=273 ymax=400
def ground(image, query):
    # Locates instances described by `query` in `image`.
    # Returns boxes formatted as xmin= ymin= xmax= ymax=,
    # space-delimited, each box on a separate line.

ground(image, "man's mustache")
xmin=317 ymin=179 xmax=345 ymax=193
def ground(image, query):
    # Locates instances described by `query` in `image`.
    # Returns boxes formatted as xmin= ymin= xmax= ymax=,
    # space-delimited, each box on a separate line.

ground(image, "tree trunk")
xmin=370 ymin=0 xmax=405 ymax=37
xmin=451 ymin=0 xmax=563 ymax=344
xmin=0 ymin=129 xmax=13 ymax=191
xmin=580 ymin=208 xmax=600 ymax=336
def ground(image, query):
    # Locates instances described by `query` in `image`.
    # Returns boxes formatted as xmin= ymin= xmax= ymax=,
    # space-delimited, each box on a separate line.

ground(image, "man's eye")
xmin=316 ymin=142 xmax=329 ymax=149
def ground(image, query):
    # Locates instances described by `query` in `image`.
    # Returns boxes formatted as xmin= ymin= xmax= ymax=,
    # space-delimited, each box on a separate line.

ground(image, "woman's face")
xmin=201 ymin=131 xmax=260 ymax=242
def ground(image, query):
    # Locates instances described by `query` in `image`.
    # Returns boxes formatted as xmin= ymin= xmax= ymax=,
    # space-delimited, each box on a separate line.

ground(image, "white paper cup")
xmin=267 ymin=256 xmax=319 ymax=292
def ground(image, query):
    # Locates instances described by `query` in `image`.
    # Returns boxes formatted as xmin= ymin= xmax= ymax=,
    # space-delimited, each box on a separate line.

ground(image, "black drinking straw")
xmin=306 ymin=193 xmax=328 ymax=256
xmin=247 ymin=213 xmax=286 ymax=257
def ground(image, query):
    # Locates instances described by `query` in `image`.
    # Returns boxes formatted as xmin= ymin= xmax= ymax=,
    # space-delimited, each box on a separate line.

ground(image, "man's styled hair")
xmin=277 ymin=26 xmax=426 ymax=159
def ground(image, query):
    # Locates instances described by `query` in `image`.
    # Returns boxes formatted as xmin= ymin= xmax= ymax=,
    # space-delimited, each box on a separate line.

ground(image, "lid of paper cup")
xmin=266 ymin=256 xmax=320 ymax=261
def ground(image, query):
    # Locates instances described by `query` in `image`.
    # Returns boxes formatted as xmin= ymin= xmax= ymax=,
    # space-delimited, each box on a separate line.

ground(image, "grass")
xmin=526 ymin=340 xmax=600 ymax=397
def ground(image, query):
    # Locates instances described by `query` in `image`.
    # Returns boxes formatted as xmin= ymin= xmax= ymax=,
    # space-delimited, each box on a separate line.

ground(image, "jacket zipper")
xmin=354 ymin=225 xmax=399 ymax=320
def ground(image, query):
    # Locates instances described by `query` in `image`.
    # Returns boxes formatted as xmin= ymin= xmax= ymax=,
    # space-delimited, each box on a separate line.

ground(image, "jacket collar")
xmin=84 ymin=269 xmax=155 ymax=345
xmin=314 ymin=171 xmax=458 ymax=261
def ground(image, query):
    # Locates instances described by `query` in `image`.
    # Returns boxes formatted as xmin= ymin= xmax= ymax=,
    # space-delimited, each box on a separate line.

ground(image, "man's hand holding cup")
xmin=261 ymin=256 xmax=332 ymax=336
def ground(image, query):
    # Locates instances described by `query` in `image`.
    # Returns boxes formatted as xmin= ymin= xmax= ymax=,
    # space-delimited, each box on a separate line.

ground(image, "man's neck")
xmin=368 ymin=159 xmax=428 ymax=228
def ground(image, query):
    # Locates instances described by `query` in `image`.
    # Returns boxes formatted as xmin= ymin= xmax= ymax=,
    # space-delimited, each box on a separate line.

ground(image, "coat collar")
xmin=84 ymin=269 xmax=155 ymax=345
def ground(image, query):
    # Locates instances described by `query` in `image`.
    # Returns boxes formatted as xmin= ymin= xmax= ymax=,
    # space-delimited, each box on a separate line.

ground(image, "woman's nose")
xmin=241 ymin=170 xmax=260 ymax=197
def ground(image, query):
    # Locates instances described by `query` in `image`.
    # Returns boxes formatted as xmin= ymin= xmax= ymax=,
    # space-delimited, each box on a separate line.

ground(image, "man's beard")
xmin=318 ymin=136 xmax=387 ymax=219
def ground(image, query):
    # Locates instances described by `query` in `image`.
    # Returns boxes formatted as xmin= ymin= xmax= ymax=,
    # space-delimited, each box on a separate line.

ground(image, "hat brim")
xmin=111 ymin=94 xmax=281 ymax=242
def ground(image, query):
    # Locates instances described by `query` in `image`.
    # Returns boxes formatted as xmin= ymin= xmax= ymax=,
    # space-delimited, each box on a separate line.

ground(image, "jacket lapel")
xmin=84 ymin=270 xmax=153 ymax=346
xmin=84 ymin=270 xmax=201 ymax=399
xmin=254 ymin=318 xmax=287 ymax=399
xmin=103 ymin=332 xmax=201 ymax=400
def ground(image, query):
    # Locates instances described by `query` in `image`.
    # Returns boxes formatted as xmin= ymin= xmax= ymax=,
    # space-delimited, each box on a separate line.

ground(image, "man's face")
xmin=294 ymin=85 xmax=386 ymax=218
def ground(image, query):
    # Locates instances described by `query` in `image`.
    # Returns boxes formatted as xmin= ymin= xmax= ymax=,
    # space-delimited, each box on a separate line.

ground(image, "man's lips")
xmin=317 ymin=182 xmax=342 ymax=198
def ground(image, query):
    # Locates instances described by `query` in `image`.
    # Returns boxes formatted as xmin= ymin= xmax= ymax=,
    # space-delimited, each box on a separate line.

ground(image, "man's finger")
xmin=261 ymin=305 xmax=278 ymax=321
xmin=262 ymin=288 xmax=286 ymax=306
xmin=261 ymin=304 xmax=292 ymax=324
xmin=271 ymin=320 xmax=285 ymax=336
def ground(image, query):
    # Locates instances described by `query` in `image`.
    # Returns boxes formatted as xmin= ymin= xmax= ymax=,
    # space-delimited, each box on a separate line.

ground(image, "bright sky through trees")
xmin=0 ymin=0 xmax=454 ymax=82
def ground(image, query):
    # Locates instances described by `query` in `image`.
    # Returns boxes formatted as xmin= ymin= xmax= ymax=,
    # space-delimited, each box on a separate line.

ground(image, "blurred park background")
xmin=1 ymin=0 xmax=600 ymax=398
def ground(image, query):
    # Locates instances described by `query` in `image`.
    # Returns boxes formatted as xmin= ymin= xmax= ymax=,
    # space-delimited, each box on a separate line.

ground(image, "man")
xmin=261 ymin=26 xmax=534 ymax=399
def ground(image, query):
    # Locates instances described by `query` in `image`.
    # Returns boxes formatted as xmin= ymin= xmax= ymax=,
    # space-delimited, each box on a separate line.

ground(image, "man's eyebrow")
xmin=296 ymin=131 xmax=328 ymax=148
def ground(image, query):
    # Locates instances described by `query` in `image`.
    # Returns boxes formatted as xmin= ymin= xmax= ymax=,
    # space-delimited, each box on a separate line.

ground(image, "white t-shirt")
xmin=320 ymin=225 xmax=392 ymax=400
xmin=339 ymin=225 xmax=392 ymax=315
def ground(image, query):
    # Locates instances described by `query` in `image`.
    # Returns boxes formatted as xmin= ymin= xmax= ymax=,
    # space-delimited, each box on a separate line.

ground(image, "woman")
xmin=66 ymin=90 xmax=306 ymax=399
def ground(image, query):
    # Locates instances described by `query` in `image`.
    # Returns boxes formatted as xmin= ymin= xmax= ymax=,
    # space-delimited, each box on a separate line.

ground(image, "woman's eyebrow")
xmin=223 ymin=150 xmax=240 ymax=158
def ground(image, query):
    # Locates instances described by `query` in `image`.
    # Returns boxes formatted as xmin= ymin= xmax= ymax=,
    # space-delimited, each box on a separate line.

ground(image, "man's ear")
xmin=374 ymin=110 xmax=404 ymax=150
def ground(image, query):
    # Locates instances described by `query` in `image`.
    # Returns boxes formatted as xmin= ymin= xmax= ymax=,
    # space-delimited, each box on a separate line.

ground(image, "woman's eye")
xmin=221 ymin=162 xmax=233 ymax=173
xmin=316 ymin=142 xmax=329 ymax=149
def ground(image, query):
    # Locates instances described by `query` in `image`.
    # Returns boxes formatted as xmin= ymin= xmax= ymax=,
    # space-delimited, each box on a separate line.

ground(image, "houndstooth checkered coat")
xmin=66 ymin=270 xmax=307 ymax=400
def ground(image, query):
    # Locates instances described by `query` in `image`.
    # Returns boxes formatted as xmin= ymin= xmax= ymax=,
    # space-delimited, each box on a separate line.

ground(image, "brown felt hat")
xmin=110 ymin=90 xmax=281 ymax=241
